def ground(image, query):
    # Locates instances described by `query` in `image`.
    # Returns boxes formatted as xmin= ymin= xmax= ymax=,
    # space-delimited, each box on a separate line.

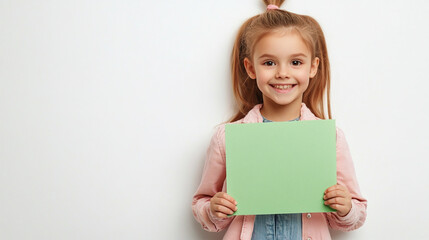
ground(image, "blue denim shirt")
xmin=251 ymin=115 xmax=302 ymax=240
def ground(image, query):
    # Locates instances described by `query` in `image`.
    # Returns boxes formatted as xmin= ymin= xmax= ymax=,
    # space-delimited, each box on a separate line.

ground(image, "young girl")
xmin=192 ymin=1 xmax=367 ymax=239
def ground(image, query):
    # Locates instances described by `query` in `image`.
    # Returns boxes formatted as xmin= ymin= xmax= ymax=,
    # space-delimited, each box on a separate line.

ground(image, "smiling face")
xmin=244 ymin=29 xmax=319 ymax=119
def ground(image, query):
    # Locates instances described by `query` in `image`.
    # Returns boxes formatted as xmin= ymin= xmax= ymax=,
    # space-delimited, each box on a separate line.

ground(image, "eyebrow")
xmin=257 ymin=53 xmax=308 ymax=60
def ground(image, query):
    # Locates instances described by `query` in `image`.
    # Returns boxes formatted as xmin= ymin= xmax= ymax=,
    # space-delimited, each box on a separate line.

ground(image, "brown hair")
xmin=230 ymin=0 xmax=331 ymax=122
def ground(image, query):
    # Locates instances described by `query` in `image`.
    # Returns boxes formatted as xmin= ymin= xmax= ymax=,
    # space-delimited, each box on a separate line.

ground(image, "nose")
xmin=276 ymin=64 xmax=289 ymax=79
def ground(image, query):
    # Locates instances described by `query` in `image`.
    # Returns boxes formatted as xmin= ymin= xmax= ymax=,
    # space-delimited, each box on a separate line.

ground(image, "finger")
xmin=326 ymin=203 xmax=346 ymax=211
xmin=213 ymin=192 xmax=225 ymax=199
xmin=333 ymin=184 xmax=350 ymax=193
xmin=323 ymin=189 xmax=347 ymax=200
xmin=213 ymin=193 xmax=237 ymax=205
xmin=214 ymin=204 xmax=235 ymax=215
xmin=326 ymin=203 xmax=349 ymax=216
xmin=221 ymin=193 xmax=238 ymax=205
xmin=324 ymin=185 xmax=338 ymax=193
xmin=325 ymin=184 xmax=346 ymax=193
xmin=324 ymin=197 xmax=347 ymax=206
xmin=213 ymin=211 xmax=228 ymax=219
xmin=213 ymin=197 xmax=237 ymax=212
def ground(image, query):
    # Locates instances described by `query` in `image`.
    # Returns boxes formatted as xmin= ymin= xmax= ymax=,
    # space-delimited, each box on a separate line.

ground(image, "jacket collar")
xmin=241 ymin=103 xmax=319 ymax=123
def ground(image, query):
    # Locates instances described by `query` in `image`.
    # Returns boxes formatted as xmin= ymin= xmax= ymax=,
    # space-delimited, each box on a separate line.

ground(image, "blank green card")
xmin=225 ymin=120 xmax=337 ymax=215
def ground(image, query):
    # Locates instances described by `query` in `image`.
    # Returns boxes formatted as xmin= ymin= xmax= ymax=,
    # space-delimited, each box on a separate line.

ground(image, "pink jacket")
xmin=192 ymin=104 xmax=367 ymax=240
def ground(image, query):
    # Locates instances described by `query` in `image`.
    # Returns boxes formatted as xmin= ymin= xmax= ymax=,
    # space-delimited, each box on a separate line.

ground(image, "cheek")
xmin=255 ymin=68 xmax=274 ymax=82
xmin=296 ymin=71 xmax=311 ymax=85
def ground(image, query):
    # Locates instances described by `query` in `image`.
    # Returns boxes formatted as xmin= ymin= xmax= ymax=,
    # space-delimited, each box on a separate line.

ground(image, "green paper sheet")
xmin=225 ymin=120 xmax=337 ymax=215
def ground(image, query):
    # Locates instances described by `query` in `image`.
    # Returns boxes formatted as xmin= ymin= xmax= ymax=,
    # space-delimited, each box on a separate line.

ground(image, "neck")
xmin=260 ymin=97 xmax=302 ymax=122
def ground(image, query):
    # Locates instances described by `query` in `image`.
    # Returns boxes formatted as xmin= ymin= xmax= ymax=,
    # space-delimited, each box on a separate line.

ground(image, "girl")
xmin=192 ymin=1 xmax=367 ymax=239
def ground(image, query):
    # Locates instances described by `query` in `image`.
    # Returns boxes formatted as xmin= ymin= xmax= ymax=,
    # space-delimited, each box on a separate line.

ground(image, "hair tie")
xmin=267 ymin=4 xmax=279 ymax=10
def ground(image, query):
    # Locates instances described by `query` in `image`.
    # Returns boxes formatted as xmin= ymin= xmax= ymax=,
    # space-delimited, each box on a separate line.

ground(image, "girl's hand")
xmin=210 ymin=192 xmax=237 ymax=218
xmin=323 ymin=184 xmax=352 ymax=217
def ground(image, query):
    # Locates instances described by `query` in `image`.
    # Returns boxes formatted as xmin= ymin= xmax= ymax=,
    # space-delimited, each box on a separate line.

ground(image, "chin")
xmin=273 ymin=98 xmax=298 ymax=106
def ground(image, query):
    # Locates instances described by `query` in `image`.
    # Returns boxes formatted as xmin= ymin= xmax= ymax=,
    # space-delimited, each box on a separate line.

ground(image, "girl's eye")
xmin=291 ymin=60 xmax=302 ymax=66
xmin=263 ymin=61 xmax=275 ymax=66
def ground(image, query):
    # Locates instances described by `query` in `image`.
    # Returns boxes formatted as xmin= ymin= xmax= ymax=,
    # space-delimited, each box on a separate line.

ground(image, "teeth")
xmin=273 ymin=85 xmax=292 ymax=90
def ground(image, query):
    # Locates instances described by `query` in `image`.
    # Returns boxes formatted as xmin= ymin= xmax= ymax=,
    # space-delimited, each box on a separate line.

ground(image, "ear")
xmin=310 ymin=57 xmax=320 ymax=78
xmin=244 ymin=57 xmax=256 ymax=79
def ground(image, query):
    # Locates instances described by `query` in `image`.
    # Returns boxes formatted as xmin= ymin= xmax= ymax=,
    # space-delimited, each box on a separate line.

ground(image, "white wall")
xmin=1 ymin=0 xmax=428 ymax=239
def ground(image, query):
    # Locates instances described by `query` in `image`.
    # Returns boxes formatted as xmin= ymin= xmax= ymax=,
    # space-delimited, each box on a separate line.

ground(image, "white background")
xmin=1 ymin=0 xmax=429 ymax=239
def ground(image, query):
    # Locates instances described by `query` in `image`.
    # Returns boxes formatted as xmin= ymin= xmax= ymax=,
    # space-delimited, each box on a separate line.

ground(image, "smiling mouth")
xmin=271 ymin=84 xmax=296 ymax=90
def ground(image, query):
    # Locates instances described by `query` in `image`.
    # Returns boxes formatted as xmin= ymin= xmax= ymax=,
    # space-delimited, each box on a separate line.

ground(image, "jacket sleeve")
xmin=192 ymin=125 xmax=235 ymax=232
xmin=324 ymin=128 xmax=367 ymax=231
